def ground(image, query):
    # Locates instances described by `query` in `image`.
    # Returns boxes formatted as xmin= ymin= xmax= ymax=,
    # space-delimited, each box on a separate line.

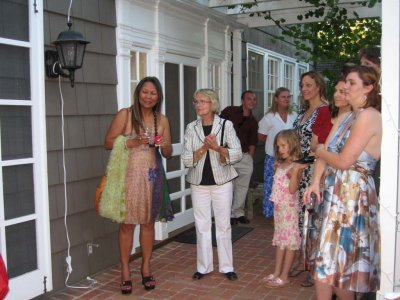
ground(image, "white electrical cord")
xmin=58 ymin=72 xmax=97 ymax=290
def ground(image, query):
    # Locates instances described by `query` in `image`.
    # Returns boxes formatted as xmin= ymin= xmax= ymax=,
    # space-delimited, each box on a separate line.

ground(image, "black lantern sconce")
xmin=45 ymin=22 xmax=89 ymax=87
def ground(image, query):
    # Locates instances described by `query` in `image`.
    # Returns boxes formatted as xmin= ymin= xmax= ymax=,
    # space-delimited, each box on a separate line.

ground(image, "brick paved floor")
xmin=46 ymin=210 xmax=316 ymax=300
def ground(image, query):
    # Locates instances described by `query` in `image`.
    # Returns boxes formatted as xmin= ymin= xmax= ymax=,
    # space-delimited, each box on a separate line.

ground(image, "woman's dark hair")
xmin=330 ymin=75 xmax=347 ymax=119
xmin=268 ymin=87 xmax=292 ymax=114
xmin=359 ymin=47 xmax=381 ymax=66
xmin=300 ymin=71 xmax=327 ymax=109
xmin=131 ymin=76 xmax=163 ymax=134
xmin=346 ymin=65 xmax=381 ymax=111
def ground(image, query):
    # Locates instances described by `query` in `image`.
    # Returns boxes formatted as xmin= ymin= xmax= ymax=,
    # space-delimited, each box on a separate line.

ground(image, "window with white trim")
xmin=247 ymin=44 xmax=309 ymax=116
xmin=130 ymin=50 xmax=147 ymax=103
xmin=247 ymin=50 xmax=264 ymax=120
xmin=267 ymin=56 xmax=281 ymax=110
xmin=284 ymin=62 xmax=295 ymax=92
xmin=208 ymin=64 xmax=221 ymax=99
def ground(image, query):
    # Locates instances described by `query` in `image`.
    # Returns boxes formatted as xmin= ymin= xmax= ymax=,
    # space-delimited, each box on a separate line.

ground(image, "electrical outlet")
xmin=87 ymin=242 xmax=99 ymax=256
xmin=87 ymin=244 xmax=93 ymax=256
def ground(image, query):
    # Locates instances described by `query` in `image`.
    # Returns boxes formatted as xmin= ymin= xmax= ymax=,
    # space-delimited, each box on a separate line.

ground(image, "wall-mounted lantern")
xmin=45 ymin=22 xmax=89 ymax=87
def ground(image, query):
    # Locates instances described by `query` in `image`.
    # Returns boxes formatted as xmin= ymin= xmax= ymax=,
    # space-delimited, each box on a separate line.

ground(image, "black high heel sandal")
xmin=120 ymin=280 xmax=132 ymax=294
xmin=141 ymin=273 xmax=156 ymax=290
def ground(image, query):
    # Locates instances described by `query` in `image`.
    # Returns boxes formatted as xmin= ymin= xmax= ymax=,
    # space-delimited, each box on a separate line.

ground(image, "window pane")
xmin=186 ymin=195 xmax=192 ymax=210
xmin=139 ymin=52 xmax=147 ymax=80
xmin=165 ymin=63 xmax=180 ymax=144
xmin=248 ymin=51 xmax=264 ymax=120
xmin=0 ymin=0 xmax=29 ymax=41
xmin=0 ymin=106 xmax=32 ymax=160
xmin=130 ymin=51 xmax=137 ymax=81
xmin=0 ymin=44 xmax=30 ymax=100
xmin=166 ymin=155 xmax=180 ymax=173
xmin=3 ymin=164 xmax=35 ymax=220
xmin=167 ymin=177 xmax=180 ymax=194
xmin=184 ymin=66 xmax=197 ymax=128
xmin=172 ymin=198 xmax=181 ymax=214
xmin=6 ymin=220 xmax=37 ymax=278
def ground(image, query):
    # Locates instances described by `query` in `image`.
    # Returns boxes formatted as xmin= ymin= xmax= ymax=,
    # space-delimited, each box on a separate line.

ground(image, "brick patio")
xmin=45 ymin=206 xmax=315 ymax=300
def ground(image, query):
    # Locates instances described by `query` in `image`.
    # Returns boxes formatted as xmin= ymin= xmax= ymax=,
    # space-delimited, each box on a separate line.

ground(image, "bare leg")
xmin=280 ymin=249 xmax=296 ymax=282
xmin=333 ymin=286 xmax=355 ymax=300
xmin=140 ymin=223 xmax=155 ymax=276
xmin=315 ymin=280 xmax=334 ymax=300
xmin=119 ymin=224 xmax=135 ymax=281
xmin=273 ymin=247 xmax=285 ymax=278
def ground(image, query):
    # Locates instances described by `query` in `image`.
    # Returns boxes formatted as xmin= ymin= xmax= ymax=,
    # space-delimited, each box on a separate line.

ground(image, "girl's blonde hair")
xmin=274 ymin=129 xmax=302 ymax=163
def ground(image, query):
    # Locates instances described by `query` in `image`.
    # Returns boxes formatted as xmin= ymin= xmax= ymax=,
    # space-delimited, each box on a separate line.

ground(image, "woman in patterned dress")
xmin=304 ymin=65 xmax=381 ymax=299
xmin=292 ymin=71 xmax=332 ymax=285
xmin=104 ymin=77 xmax=173 ymax=294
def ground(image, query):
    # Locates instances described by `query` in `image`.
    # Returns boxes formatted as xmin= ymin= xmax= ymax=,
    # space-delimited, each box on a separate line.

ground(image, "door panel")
xmin=163 ymin=57 xmax=198 ymax=231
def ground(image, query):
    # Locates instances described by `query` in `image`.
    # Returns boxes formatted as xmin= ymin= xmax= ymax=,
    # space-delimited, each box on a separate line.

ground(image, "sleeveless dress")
xmin=270 ymin=164 xmax=301 ymax=250
xmin=293 ymin=105 xmax=329 ymax=270
xmin=293 ymin=106 xmax=328 ymax=231
xmin=314 ymin=112 xmax=380 ymax=292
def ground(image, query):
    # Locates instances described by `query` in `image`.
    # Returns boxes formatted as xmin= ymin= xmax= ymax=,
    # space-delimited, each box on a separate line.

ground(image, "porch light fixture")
xmin=45 ymin=22 xmax=89 ymax=87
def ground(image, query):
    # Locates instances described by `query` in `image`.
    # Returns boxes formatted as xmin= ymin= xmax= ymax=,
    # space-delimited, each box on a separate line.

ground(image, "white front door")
xmin=163 ymin=54 xmax=199 ymax=232
xmin=0 ymin=1 xmax=52 ymax=299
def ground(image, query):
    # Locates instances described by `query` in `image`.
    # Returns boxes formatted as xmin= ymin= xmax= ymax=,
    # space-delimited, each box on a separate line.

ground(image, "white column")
xmin=378 ymin=0 xmax=400 ymax=298
xmin=232 ymin=29 xmax=243 ymax=105
xmin=220 ymin=25 xmax=232 ymax=108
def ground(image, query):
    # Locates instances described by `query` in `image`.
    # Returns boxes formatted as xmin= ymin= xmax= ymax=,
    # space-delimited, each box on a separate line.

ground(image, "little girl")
xmin=264 ymin=129 xmax=305 ymax=288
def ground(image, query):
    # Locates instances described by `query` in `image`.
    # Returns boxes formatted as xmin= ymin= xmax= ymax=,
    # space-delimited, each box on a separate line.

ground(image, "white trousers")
xmin=231 ymin=153 xmax=253 ymax=218
xmin=191 ymin=182 xmax=234 ymax=274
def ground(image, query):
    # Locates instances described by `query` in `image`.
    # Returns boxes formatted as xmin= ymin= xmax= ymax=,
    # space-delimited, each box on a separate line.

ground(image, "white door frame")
xmin=155 ymin=53 xmax=201 ymax=238
xmin=0 ymin=1 xmax=52 ymax=299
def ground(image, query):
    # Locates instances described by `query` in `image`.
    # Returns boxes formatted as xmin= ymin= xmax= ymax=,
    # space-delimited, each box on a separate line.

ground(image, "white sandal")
xmin=262 ymin=274 xmax=276 ymax=283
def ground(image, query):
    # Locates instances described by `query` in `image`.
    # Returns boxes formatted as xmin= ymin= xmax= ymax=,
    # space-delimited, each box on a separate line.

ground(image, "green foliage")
xmin=234 ymin=0 xmax=381 ymax=85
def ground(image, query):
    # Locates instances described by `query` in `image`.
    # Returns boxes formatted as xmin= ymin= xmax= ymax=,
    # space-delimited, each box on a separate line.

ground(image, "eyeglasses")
xmin=193 ymin=100 xmax=211 ymax=106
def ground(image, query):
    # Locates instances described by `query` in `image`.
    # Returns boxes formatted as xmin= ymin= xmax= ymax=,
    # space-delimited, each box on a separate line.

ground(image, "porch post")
xmin=379 ymin=0 xmax=400 ymax=298
xmin=232 ymin=29 xmax=243 ymax=105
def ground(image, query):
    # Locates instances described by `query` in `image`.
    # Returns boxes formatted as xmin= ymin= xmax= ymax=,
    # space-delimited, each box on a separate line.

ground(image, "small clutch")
xmin=294 ymin=156 xmax=315 ymax=164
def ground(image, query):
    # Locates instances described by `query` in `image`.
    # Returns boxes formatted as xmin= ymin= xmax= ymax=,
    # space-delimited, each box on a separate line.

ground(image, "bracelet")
xmin=198 ymin=148 xmax=204 ymax=156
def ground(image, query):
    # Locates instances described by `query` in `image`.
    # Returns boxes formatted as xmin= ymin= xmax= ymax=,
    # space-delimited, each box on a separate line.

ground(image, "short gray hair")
xmin=193 ymin=89 xmax=220 ymax=113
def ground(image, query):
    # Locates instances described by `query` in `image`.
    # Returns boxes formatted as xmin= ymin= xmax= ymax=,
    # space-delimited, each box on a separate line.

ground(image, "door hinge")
xmin=33 ymin=0 xmax=38 ymax=13
xmin=43 ymin=276 xmax=47 ymax=293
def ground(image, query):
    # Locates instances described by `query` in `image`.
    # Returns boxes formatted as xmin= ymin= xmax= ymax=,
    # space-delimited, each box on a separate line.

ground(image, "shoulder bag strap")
xmin=220 ymin=119 xmax=227 ymax=146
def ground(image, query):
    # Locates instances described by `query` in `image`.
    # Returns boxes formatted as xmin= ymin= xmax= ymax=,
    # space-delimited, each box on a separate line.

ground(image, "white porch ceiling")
xmin=208 ymin=0 xmax=381 ymax=27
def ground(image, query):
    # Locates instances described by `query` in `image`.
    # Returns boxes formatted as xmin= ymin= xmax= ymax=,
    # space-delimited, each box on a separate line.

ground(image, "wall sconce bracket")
xmin=45 ymin=50 xmax=69 ymax=79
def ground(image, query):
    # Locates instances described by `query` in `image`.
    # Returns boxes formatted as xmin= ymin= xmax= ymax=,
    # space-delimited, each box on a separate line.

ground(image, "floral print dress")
xmin=271 ymin=163 xmax=301 ymax=250
xmin=314 ymin=112 xmax=380 ymax=292
xmin=293 ymin=105 xmax=329 ymax=270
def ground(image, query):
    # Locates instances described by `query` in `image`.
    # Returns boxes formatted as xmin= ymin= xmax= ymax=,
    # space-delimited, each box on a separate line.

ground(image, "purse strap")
xmin=220 ymin=119 xmax=227 ymax=146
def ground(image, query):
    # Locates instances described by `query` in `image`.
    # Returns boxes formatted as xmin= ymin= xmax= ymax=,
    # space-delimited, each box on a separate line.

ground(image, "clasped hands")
xmin=203 ymin=134 xmax=221 ymax=152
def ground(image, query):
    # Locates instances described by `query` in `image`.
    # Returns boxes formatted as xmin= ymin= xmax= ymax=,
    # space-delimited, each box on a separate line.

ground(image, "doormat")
xmin=175 ymin=224 xmax=253 ymax=247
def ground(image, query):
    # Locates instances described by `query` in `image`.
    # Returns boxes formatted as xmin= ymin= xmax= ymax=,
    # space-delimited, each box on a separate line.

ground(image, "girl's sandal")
xmin=262 ymin=274 xmax=276 ymax=283
xmin=120 ymin=280 xmax=132 ymax=295
xmin=265 ymin=277 xmax=290 ymax=288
